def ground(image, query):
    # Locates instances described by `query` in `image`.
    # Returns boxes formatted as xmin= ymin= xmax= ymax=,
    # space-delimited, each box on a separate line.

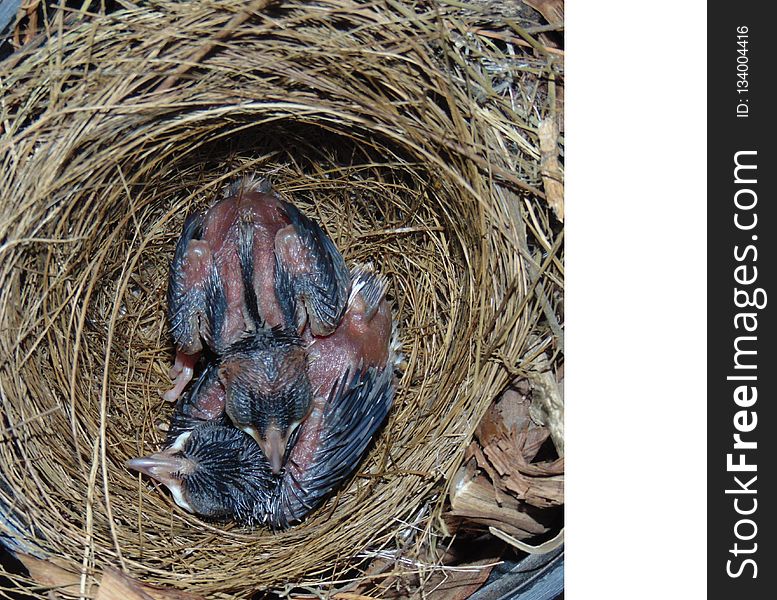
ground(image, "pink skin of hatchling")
xmin=164 ymin=182 xmax=306 ymax=403
xmin=287 ymin=270 xmax=394 ymax=477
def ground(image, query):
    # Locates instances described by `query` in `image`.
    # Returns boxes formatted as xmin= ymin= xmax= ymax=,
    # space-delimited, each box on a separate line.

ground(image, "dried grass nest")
xmin=0 ymin=0 xmax=563 ymax=597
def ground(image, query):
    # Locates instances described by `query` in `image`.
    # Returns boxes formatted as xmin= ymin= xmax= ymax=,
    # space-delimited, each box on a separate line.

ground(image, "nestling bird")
xmin=273 ymin=264 xmax=399 ymax=525
xmin=128 ymin=365 xmax=393 ymax=528
xmin=164 ymin=176 xmax=352 ymax=471
xmin=164 ymin=176 xmax=351 ymax=403
xmin=128 ymin=423 xmax=274 ymax=520
xmin=216 ymin=325 xmax=312 ymax=473
xmin=129 ymin=264 xmax=400 ymax=527
xmin=131 ymin=362 xmax=270 ymax=519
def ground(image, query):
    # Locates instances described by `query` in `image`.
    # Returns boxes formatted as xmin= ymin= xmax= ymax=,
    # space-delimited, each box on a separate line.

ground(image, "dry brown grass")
xmin=0 ymin=1 xmax=563 ymax=597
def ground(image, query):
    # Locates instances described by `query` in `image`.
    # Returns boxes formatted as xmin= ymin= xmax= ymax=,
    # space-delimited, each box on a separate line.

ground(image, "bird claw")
xmin=168 ymin=362 xmax=182 ymax=380
xmin=162 ymin=351 xmax=200 ymax=403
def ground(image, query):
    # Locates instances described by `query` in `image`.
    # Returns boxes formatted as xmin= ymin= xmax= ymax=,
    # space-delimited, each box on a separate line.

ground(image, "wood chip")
xmin=538 ymin=118 xmax=564 ymax=221
xmin=17 ymin=555 xmax=207 ymax=600
xmin=15 ymin=554 xmax=83 ymax=596
xmin=449 ymin=462 xmax=549 ymax=538
xmin=524 ymin=0 xmax=564 ymax=26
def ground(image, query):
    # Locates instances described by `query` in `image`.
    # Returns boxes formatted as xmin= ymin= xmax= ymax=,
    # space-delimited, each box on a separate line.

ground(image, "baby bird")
xmin=130 ymin=368 xmax=271 ymax=519
xmin=216 ymin=326 xmax=312 ymax=474
xmin=272 ymin=265 xmax=399 ymax=524
xmin=165 ymin=176 xmax=352 ymax=472
xmin=129 ymin=265 xmax=400 ymax=527
xmin=128 ymin=365 xmax=393 ymax=528
xmin=164 ymin=176 xmax=351 ymax=403
xmin=128 ymin=423 xmax=274 ymax=520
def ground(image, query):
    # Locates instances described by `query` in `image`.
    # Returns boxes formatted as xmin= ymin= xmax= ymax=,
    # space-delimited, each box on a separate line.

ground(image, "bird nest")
xmin=0 ymin=1 xmax=563 ymax=597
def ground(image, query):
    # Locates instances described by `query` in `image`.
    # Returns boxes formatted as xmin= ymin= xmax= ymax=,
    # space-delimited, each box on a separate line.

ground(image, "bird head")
xmin=218 ymin=330 xmax=312 ymax=473
xmin=127 ymin=425 xmax=273 ymax=520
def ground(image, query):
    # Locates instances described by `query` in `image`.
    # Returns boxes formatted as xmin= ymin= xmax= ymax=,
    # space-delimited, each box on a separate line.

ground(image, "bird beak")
xmin=127 ymin=451 xmax=195 ymax=485
xmin=127 ymin=451 xmax=197 ymax=513
xmin=243 ymin=425 xmax=285 ymax=474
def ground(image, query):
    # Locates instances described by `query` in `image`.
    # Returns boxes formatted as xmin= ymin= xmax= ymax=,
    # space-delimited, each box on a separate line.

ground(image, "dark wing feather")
xmin=167 ymin=212 xmax=208 ymax=352
xmin=204 ymin=261 xmax=228 ymax=354
xmin=270 ymin=366 xmax=394 ymax=529
xmin=237 ymin=219 xmax=263 ymax=330
xmin=273 ymin=251 xmax=299 ymax=331
xmin=280 ymin=201 xmax=351 ymax=335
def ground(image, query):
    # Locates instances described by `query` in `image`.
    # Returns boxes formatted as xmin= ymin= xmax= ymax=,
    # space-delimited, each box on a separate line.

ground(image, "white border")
xmin=566 ymin=1 xmax=707 ymax=596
